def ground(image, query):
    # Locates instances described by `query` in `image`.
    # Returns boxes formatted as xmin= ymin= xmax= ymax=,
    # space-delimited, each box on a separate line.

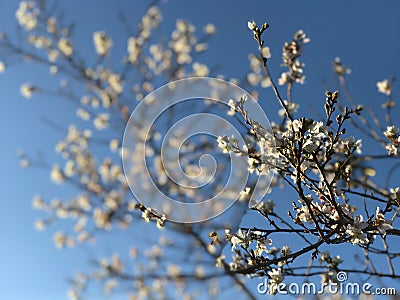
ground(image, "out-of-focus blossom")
xmin=93 ymin=113 xmax=109 ymax=130
xmin=384 ymin=125 xmax=398 ymax=140
xmin=76 ymin=108 xmax=91 ymax=121
xmin=108 ymin=74 xmax=123 ymax=94
xmin=53 ymin=231 xmax=74 ymax=248
xmin=333 ymin=57 xmax=351 ymax=75
xmin=247 ymin=21 xmax=257 ymax=31
xmin=50 ymin=164 xmax=64 ymax=184
xmin=204 ymin=23 xmax=216 ymax=35
xmin=346 ymin=215 xmax=369 ymax=245
xmin=93 ymin=31 xmax=113 ymax=56
xmin=267 ymin=268 xmax=284 ymax=295
xmin=20 ymin=83 xmax=36 ymax=99
xmin=374 ymin=207 xmax=393 ymax=234
xmin=58 ymin=38 xmax=74 ymax=57
xmin=0 ymin=61 xmax=5 ymax=73
xmin=15 ymin=1 xmax=39 ymax=31
xmin=377 ymin=79 xmax=392 ymax=96
xmin=261 ymin=47 xmax=271 ymax=58
xmin=192 ymin=62 xmax=209 ymax=76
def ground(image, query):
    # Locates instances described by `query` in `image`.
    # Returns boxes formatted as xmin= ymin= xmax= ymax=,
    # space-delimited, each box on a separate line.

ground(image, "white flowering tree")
xmin=2 ymin=1 xmax=400 ymax=299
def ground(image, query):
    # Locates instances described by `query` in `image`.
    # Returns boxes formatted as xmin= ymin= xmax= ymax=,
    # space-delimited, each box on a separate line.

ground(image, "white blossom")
xmin=0 ymin=61 xmax=5 ymax=73
xmin=15 ymin=1 xmax=38 ymax=31
xmin=93 ymin=31 xmax=113 ymax=56
xmin=58 ymin=38 xmax=74 ymax=57
xmin=192 ymin=62 xmax=209 ymax=76
xmin=247 ymin=21 xmax=257 ymax=31
xmin=20 ymin=83 xmax=36 ymax=99
xmin=93 ymin=113 xmax=109 ymax=130
xmin=204 ymin=23 xmax=216 ymax=35
xmin=50 ymin=164 xmax=64 ymax=184
xmin=377 ymin=79 xmax=392 ymax=96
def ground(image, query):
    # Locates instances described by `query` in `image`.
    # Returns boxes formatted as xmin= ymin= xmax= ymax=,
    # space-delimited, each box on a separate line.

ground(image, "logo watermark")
xmin=257 ymin=272 xmax=397 ymax=296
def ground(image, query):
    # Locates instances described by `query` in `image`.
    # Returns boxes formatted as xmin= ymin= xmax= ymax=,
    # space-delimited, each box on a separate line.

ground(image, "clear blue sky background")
xmin=1 ymin=1 xmax=400 ymax=299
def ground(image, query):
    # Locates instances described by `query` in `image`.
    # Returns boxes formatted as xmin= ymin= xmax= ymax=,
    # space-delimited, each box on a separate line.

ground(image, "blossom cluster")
xmin=278 ymin=30 xmax=310 ymax=86
xmin=211 ymin=20 xmax=400 ymax=294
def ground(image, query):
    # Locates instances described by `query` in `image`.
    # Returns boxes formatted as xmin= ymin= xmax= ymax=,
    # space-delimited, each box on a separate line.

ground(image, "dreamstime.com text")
xmin=257 ymin=272 xmax=397 ymax=296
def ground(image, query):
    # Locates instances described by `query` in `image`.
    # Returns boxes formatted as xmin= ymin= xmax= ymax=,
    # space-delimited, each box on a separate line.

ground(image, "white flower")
xmin=76 ymin=108 xmax=90 ymax=121
xmin=204 ymin=23 xmax=216 ymax=35
xmin=93 ymin=113 xmax=109 ymax=130
xmin=390 ymin=187 xmax=400 ymax=199
xmin=333 ymin=57 xmax=351 ymax=75
xmin=93 ymin=31 xmax=113 ymax=56
xmin=239 ymin=187 xmax=251 ymax=201
xmin=296 ymin=205 xmax=313 ymax=223
xmin=15 ymin=1 xmax=38 ymax=31
xmin=48 ymin=49 xmax=59 ymax=62
xmin=142 ymin=208 xmax=152 ymax=222
xmin=384 ymin=125 xmax=398 ymax=140
xmin=227 ymin=99 xmax=236 ymax=116
xmin=255 ymin=237 xmax=272 ymax=256
xmin=247 ymin=72 xmax=260 ymax=86
xmin=278 ymin=100 xmax=298 ymax=118
xmin=319 ymin=251 xmax=343 ymax=266
xmin=374 ymin=207 xmax=393 ymax=234
xmin=303 ymin=139 xmax=319 ymax=152
xmin=264 ymin=199 xmax=275 ymax=212
xmin=46 ymin=17 xmax=56 ymax=34
xmin=346 ymin=215 xmax=369 ymax=244
xmin=217 ymin=135 xmax=232 ymax=153
xmin=50 ymin=164 xmax=64 ymax=184
xmin=215 ymin=255 xmax=225 ymax=268
xmin=319 ymin=251 xmax=331 ymax=264
xmin=127 ymin=37 xmax=140 ymax=63
xmin=247 ymin=21 xmax=257 ymax=31
xmin=108 ymin=74 xmax=123 ymax=94
xmin=156 ymin=215 xmax=166 ymax=229
xmin=278 ymin=72 xmax=291 ymax=86
xmin=192 ymin=62 xmax=209 ymax=76
xmin=267 ymin=268 xmax=284 ymax=295
xmin=20 ymin=158 xmax=29 ymax=168
xmin=281 ymin=246 xmax=291 ymax=257
xmin=64 ymin=160 xmax=76 ymax=177
xmin=53 ymin=231 xmax=73 ymax=248
xmin=332 ymin=255 xmax=343 ymax=265
xmin=377 ymin=79 xmax=392 ymax=96
xmin=109 ymin=139 xmax=119 ymax=152
xmin=49 ymin=65 xmax=58 ymax=74
xmin=32 ymin=195 xmax=45 ymax=209
xmin=58 ymin=38 xmax=74 ymax=57
xmin=0 ymin=61 xmax=5 ymax=73
xmin=261 ymin=77 xmax=271 ymax=88
xmin=167 ymin=264 xmax=181 ymax=277
xmin=230 ymin=229 xmax=251 ymax=250
xmin=20 ymin=83 xmax=36 ymax=99
xmin=93 ymin=208 xmax=111 ymax=229
xmin=261 ymin=47 xmax=271 ymax=59
xmin=104 ymin=279 xmax=117 ymax=293
xmin=295 ymin=30 xmax=310 ymax=43
xmin=290 ymin=119 xmax=302 ymax=133
xmin=34 ymin=219 xmax=45 ymax=231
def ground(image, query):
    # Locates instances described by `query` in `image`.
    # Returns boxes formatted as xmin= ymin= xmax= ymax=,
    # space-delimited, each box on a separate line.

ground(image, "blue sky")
xmin=1 ymin=1 xmax=400 ymax=299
